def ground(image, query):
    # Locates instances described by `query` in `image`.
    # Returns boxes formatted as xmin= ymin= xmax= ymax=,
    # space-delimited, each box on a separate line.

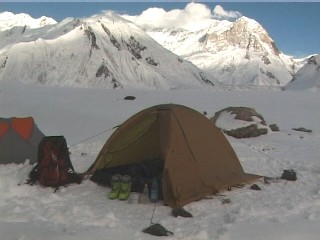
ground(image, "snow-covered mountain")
xmin=0 ymin=11 xmax=56 ymax=31
xmin=0 ymin=12 xmax=217 ymax=90
xmin=141 ymin=16 xmax=302 ymax=87
xmin=285 ymin=55 xmax=320 ymax=90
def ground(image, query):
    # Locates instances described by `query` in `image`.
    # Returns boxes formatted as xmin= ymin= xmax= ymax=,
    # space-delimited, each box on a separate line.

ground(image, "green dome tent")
xmin=0 ymin=117 xmax=45 ymax=165
xmin=87 ymin=104 xmax=260 ymax=207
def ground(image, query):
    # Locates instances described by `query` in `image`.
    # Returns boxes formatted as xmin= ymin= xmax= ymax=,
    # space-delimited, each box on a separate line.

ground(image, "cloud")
xmin=212 ymin=5 xmax=242 ymax=21
xmin=122 ymin=2 xmax=215 ymax=31
xmin=122 ymin=3 xmax=243 ymax=31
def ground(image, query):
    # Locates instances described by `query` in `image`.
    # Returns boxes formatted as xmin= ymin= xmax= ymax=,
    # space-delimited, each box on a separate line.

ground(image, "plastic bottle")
xmin=141 ymin=184 xmax=149 ymax=204
xmin=150 ymin=177 xmax=158 ymax=203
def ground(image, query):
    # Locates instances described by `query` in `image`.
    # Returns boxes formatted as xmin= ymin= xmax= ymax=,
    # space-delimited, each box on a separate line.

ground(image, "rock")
xmin=250 ymin=184 xmax=262 ymax=190
xmin=292 ymin=127 xmax=312 ymax=133
xmin=211 ymin=107 xmax=269 ymax=138
xmin=124 ymin=96 xmax=136 ymax=100
xmin=280 ymin=169 xmax=297 ymax=181
xmin=269 ymin=123 xmax=280 ymax=131
xmin=224 ymin=124 xmax=268 ymax=139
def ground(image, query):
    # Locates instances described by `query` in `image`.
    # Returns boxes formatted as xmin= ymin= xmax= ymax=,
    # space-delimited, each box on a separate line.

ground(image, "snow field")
xmin=0 ymin=80 xmax=320 ymax=239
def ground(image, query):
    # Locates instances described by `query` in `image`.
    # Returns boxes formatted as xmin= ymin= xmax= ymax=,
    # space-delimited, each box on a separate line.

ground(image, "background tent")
xmin=87 ymin=104 xmax=260 ymax=207
xmin=0 ymin=117 xmax=45 ymax=164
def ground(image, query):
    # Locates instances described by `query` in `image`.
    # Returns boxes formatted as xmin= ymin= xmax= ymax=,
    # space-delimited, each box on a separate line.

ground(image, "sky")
xmin=0 ymin=1 xmax=320 ymax=58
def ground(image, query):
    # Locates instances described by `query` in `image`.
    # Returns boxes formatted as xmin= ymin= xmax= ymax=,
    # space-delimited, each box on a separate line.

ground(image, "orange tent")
xmin=0 ymin=117 xmax=45 ymax=164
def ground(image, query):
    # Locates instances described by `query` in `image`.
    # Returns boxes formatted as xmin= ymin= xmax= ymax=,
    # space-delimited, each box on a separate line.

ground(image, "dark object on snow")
xmin=124 ymin=96 xmax=136 ymax=100
xmin=143 ymin=223 xmax=173 ymax=237
xmin=221 ymin=198 xmax=232 ymax=204
xmin=280 ymin=169 xmax=297 ymax=181
xmin=172 ymin=207 xmax=193 ymax=218
xmin=269 ymin=124 xmax=280 ymax=132
xmin=250 ymin=184 xmax=261 ymax=191
xmin=263 ymin=177 xmax=272 ymax=184
xmin=292 ymin=127 xmax=312 ymax=133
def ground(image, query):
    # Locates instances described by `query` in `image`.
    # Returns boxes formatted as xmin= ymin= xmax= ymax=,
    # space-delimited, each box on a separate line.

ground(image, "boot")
xmin=108 ymin=174 xmax=121 ymax=199
xmin=118 ymin=175 xmax=131 ymax=200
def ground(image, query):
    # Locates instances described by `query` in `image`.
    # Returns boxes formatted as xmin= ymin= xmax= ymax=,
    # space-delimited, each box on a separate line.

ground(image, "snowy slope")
xmin=0 ymin=11 xmax=217 ymax=90
xmin=1 ymin=80 xmax=320 ymax=239
xmin=285 ymin=55 xmax=320 ymax=90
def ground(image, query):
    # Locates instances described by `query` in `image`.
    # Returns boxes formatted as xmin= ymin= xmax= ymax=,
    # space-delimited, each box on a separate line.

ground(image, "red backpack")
xmin=28 ymin=136 xmax=82 ymax=188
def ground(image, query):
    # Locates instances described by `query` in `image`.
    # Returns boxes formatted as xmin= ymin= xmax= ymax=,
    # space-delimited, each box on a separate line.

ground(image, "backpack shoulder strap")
xmin=26 ymin=163 xmax=39 ymax=185
xmin=56 ymin=136 xmax=75 ymax=172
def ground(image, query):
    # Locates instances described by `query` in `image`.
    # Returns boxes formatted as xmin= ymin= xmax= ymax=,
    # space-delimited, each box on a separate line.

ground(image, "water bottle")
xmin=150 ymin=177 xmax=158 ymax=203
xmin=141 ymin=184 xmax=149 ymax=204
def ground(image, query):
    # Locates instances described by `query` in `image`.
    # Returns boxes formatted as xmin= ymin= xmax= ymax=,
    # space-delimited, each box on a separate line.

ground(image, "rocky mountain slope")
xmin=0 ymin=11 xmax=217 ymax=90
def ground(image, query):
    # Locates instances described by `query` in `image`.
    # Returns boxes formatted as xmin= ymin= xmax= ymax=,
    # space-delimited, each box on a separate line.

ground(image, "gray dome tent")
xmin=0 ymin=117 xmax=45 ymax=164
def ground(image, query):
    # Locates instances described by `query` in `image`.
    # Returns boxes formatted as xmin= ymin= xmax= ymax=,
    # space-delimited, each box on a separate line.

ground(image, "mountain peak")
xmin=234 ymin=16 xmax=268 ymax=36
xmin=286 ymin=54 xmax=320 ymax=90
xmin=236 ymin=16 xmax=253 ymax=23
xmin=145 ymin=13 xmax=297 ymax=87
xmin=231 ymin=16 xmax=280 ymax=56
xmin=0 ymin=11 xmax=57 ymax=31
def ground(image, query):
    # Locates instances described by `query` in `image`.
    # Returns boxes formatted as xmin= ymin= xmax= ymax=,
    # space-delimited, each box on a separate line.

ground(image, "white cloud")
xmin=122 ymin=3 xmax=243 ymax=31
xmin=212 ymin=5 xmax=242 ymax=21
xmin=122 ymin=2 xmax=215 ymax=31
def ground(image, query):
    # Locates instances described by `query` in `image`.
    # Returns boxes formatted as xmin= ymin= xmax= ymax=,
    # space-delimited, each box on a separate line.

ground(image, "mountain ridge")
xmin=0 ymin=11 xmax=57 ymax=31
xmin=0 ymin=10 xmax=318 ymax=90
xmin=0 ymin=11 xmax=218 ymax=90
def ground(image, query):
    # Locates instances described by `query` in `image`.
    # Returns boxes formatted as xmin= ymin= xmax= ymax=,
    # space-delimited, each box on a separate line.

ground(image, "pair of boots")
xmin=108 ymin=174 xmax=131 ymax=200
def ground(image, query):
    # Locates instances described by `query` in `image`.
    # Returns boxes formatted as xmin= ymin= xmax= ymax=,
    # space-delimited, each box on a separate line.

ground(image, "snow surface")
xmin=1 ymin=80 xmax=320 ymax=240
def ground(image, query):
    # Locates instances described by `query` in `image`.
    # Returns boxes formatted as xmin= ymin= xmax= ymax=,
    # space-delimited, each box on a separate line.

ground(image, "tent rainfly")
xmin=87 ymin=104 xmax=260 ymax=207
xmin=0 ymin=117 xmax=45 ymax=165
